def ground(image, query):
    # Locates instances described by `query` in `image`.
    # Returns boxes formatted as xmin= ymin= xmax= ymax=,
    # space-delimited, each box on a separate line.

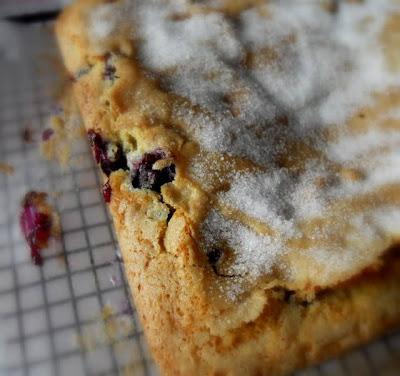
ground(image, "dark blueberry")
xmin=41 ymin=128 xmax=54 ymax=141
xmin=206 ymin=248 xmax=222 ymax=265
xmin=102 ymin=180 xmax=112 ymax=203
xmin=131 ymin=150 xmax=176 ymax=192
xmin=20 ymin=192 xmax=52 ymax=266
xmin=103 ymin=54 xmax=119 ymax=82
xmin=100 ymin=145 xmax=127 ymax=176
xmin=104 ymin=64 xmax=119 ymax=81
xmin=87 ymin=130 xmax=127 ymax=176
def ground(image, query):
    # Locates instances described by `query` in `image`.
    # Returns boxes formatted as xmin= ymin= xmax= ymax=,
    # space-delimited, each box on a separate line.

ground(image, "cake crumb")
xmin=40 ymin=84 xmax=85 ymax=167
xmin=0 ymin=162 xmax=14 ymax=175
xmin=76 ymin=304 xmax=136 ymax=351
xmin=21 ymin=126 xmax=33 ymax=143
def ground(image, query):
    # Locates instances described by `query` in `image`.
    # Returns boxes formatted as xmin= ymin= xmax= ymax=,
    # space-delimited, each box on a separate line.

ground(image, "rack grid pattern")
xmin=0 ymin=21 xmax=398 ymax=376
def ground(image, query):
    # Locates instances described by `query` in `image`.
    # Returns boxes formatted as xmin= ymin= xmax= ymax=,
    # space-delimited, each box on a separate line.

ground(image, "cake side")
xmin=55 ymin=1 xmax=400 ymax=375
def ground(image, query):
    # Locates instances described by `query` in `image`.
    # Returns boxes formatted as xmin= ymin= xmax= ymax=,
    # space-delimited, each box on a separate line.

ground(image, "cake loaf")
xmin=56 ymin=1 xmax=400 ymax=374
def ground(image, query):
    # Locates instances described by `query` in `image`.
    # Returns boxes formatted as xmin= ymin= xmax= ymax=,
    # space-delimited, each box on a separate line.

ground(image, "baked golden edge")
xmin=55 ymin=1 xmax=400 ymax=375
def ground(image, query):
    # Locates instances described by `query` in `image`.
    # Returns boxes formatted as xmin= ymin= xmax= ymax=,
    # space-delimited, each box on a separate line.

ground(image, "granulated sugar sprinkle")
xmin=89 ymin=0 xmax=400 ymax=297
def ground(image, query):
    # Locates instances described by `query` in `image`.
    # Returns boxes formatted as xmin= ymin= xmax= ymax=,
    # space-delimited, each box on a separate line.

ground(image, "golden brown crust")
xmin=55 ymin=1 xmax=400 ymax=375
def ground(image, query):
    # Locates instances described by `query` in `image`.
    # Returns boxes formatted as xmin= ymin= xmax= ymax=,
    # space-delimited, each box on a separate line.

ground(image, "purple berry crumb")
xmin=20 ymin=192 xmax=53 ymax=266
xmin=42 ymin=128 xmax=54 ymax=141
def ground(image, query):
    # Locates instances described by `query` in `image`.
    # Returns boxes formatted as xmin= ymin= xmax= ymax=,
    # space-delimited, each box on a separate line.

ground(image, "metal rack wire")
xmin=0 ymin=21 xmax=398 ymax=376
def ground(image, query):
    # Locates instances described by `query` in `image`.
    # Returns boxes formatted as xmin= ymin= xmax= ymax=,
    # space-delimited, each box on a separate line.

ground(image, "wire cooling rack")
xmin=0 ymin=22 xmax=156 ymax=376
xmin=0 ymin=20 xmax=399 ymax=376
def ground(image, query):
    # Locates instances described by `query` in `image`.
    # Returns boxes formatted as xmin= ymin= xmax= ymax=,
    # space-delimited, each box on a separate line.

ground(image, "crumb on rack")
xmin=40 ymin=83 xmax=85 ymax=167
xmin=40 ymin=116 xmax=71 ymax=166
xmin=19 ymin=191 xmax=60 ymax=266
xmin=0 ymin=162 xmax=14 ymax=175
xmin=40 ymin=112 xmax=85 ymax=167
xmin=49 ymin=191 xmax=63 ymax=199
xmin=76 ymin=304 xmax=135 ymax=351
xmin=41 ymin=128 xmax=54 ymax=141
xmin=21 ymin=126 xmax=34 ymax=143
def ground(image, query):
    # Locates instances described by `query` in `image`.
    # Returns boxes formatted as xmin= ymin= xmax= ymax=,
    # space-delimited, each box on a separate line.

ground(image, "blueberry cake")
xmin=56 ymin=1 xmax=400 ymax=374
